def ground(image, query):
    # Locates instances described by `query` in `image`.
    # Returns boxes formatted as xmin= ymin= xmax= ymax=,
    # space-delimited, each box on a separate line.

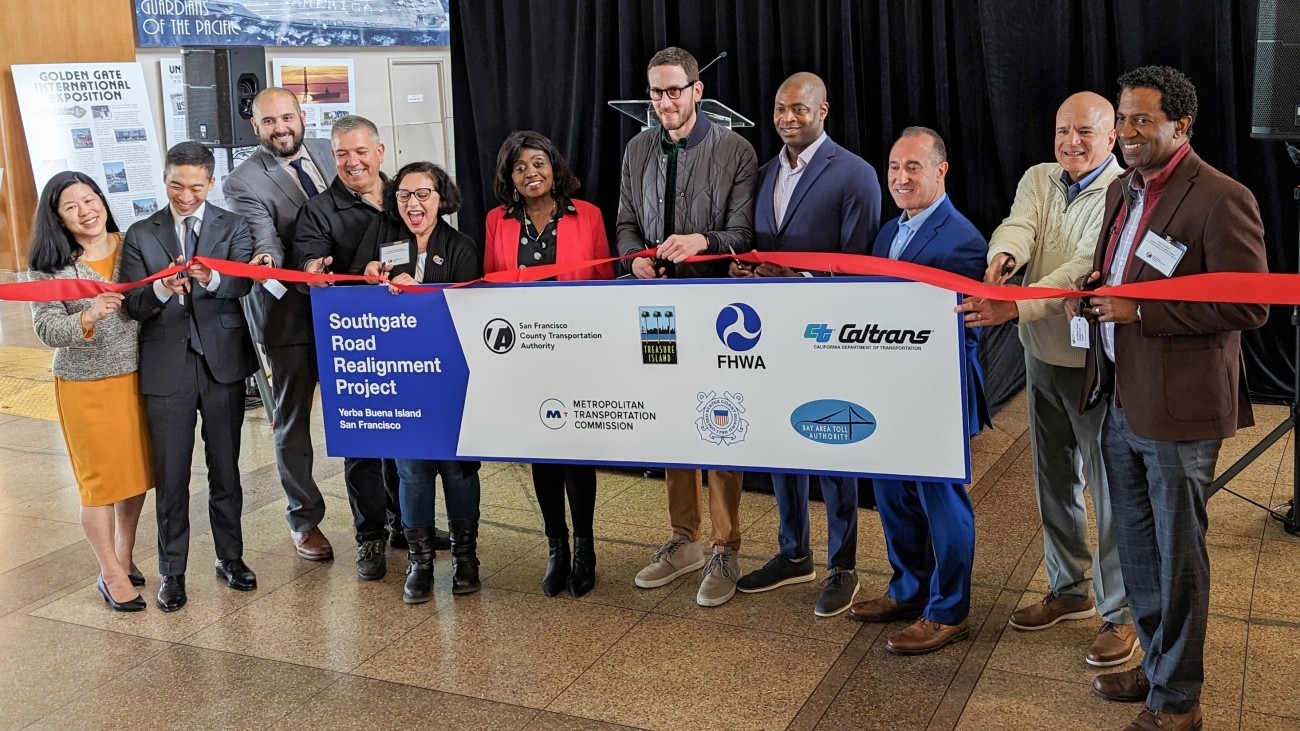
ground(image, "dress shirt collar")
xmin=899 ymin=192 xmax=948 ymax=233
xmin=779 ymin=132 xmax=828 ymax=173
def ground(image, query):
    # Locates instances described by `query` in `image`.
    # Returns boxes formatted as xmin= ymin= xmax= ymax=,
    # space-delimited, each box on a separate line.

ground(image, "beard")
xmin=657 ymin=103 xmax=695 ymax=132
xmin=263 ymin=129 xmax=304 ymax=158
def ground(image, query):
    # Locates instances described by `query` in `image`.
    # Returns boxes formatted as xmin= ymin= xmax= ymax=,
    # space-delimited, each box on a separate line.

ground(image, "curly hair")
xmin=492 ymin=130 xmax=581 ymax=207
xmin=28 ymin=171 xmax=120 ymax=274
xmin=1118 ymin=65 xmax=1198 ymax=134
xmin=384 ymin=161 xmax=460 ymax=219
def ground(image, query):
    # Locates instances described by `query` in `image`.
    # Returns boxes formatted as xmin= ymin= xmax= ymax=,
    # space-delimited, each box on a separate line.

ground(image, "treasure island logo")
xmin=639 ymin=306 xmax=677 ymax=364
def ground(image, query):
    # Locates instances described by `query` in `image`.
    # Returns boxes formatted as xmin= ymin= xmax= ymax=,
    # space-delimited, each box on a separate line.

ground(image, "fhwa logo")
xmin=715 ymin=303 xmax=761 ymax=351
xmin=695 ymin=390 xmax=748 ymax=446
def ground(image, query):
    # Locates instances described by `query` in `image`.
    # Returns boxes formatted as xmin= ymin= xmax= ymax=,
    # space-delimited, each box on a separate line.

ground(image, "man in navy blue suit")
xmin=847 ymin=127 xmax=988 ymax=654
xmin=732 ymin=72 xmax=881 ymax=618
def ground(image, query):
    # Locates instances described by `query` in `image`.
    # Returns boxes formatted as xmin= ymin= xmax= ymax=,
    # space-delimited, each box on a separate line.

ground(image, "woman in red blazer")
xmin=484 ymin=130 xmax=612 ymax=598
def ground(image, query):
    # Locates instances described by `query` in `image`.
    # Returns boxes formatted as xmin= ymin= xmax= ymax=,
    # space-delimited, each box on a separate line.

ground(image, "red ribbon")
xmin=5 ymin=250 xmax=1300 ymax=306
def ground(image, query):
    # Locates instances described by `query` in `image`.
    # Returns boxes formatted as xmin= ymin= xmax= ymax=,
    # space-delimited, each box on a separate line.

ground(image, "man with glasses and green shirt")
xmin=616 ymin=46 xmax=757 ymax=607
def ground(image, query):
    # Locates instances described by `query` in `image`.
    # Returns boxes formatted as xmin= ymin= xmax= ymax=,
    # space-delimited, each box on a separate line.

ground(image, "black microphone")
xmin=698 ymin=51 xmax=727 ymax=75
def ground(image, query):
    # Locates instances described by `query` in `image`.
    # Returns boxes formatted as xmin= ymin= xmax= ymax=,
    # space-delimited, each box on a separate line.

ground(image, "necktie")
xmin=181 ymin=215 xmax=204 ymax=355
xmin=289 ymin=158 xmax=320 ymax=197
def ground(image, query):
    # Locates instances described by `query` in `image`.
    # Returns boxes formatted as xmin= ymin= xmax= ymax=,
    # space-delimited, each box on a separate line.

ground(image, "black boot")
xmin=542 ymin=535 xmax=571 ymax=597
xmin=569 ymin=536 xmax=596 ymax=598
xmin=402 ymin=528 xmax=434 ymax=604
xmin=449 ymin=520 xmax=480 ymax=595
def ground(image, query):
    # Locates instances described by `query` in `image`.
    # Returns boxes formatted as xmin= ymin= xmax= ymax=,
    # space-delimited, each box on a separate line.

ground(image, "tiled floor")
xmin=2 ymin=296 xmax=1299 ymax=730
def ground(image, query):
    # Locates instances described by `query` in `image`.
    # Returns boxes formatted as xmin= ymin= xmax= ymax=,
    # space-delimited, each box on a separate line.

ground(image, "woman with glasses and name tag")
xmin=353 ymin=161 xmax=482 ymax=603
xmin=484 ymin=131 xmax=613 ymax=598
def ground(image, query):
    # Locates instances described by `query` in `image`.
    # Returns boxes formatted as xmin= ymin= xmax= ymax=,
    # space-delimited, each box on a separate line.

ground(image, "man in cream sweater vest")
xmin=956 ymin=92 xmax=1135 ymax=667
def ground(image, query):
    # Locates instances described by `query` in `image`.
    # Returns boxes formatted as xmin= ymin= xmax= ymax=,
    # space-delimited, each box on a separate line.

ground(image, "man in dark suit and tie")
xmin=847 ymin=127 xmax=988 ymax=653
xmin=1079 ymin=66 xmax=1268 ymax=731
xmin=121 ymin=141 xmax=258 ymax=611
xmin=223 ymin=87 xmax=337 ymax=563
xmin=732 ymin=72 xmax=881 ymax=618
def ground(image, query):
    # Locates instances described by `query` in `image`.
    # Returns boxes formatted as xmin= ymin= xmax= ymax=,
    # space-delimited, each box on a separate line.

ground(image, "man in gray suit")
xmin=223 ymin=87 xmax=336 ymax=562
xmin=122 ymin=141 xmax=258 ymax=612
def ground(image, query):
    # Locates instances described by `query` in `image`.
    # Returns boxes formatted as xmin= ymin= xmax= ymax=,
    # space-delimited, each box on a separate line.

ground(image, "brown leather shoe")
xmin=292 ymin=527 xmax=334 ymax=561
xmin=885 ymin=618 xmax=970 ymax=655
xmin=1087 ymin=621 xmax=1139 ymax=667
xmin=1122 ymin=704 xmax=1203 ymax=731
xmin=1008 ymin=591 xmax=1096 ymax=630
xmin=1092 ymin=665 xmax=1150 ymax=703
xmin=847 ymin=594 xmax=927 ymax=623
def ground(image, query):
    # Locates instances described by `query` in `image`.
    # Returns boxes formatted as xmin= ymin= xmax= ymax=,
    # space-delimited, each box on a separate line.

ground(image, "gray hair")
xmin=898 ymin=126 xmax=948 ymax=165
xmin=330 ymin=115 xmax=382 ymax=147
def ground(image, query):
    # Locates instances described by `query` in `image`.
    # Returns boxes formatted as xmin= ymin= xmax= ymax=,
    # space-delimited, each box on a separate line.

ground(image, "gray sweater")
xmin=29 ymin=251 xmax=140 ymax=381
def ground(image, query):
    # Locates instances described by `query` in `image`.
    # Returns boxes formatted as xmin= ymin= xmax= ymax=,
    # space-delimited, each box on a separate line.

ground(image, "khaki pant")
xmin=666 ymin=468 xmax=743 ymax=550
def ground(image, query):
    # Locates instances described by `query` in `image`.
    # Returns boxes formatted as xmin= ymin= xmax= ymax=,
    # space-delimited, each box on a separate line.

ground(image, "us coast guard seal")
xmin=696 ymin=391 xmax=748 ymax=445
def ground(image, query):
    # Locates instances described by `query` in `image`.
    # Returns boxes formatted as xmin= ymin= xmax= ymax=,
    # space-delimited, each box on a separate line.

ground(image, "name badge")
xmin=380 ymin=241 xmax=411 ymax=267
xmin=261 ymin=279 xmax=287 ymax=299
xmin=1134 ymin=229 xmax=1186 ymax=277
xmin=1070 ymin=316 xmax=1090 ymax=348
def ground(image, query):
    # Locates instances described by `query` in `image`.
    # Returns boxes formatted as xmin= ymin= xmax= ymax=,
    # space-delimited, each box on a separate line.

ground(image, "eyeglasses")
xmin=647 ymin=82 xmax=697 ymax=101
xmin=395 ymin=188 xmax=435 ymax=202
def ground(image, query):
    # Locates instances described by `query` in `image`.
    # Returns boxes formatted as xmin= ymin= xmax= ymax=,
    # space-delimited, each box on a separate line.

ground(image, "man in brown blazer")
xmin=1074 ymin=66 xmax=1268 ymax=731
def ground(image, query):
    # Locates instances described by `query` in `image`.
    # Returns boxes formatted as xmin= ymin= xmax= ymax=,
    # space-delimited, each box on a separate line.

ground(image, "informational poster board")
xmin=272 ymin=59 xmax=357 ymax=139
xmin=158 ymin=56 xmax=234 ymax=208
xmin=311 ymin=278 xmax=973 ymax=483
xmin=12 ymin=63 xmax=166 ymax=226
xmin=134 ymin=0 xmax=450 ymax=48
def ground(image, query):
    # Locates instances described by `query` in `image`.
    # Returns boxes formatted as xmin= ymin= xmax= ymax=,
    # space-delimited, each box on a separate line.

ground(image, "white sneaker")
xmin=696 ymin=548 xmax=740 ymax=607
xmin=634 ymin=535 xmax=706 ymax=588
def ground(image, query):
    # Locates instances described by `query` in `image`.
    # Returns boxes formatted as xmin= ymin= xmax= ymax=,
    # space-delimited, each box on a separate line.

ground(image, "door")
xmin=387 ymin=59 xmax=450 ymax=172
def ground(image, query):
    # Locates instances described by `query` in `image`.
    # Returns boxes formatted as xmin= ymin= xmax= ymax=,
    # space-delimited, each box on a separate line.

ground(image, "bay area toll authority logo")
xmin=639 ymin=306 xmax=677 ymax=364
xmin=696 ymin=390 xmax=748 ymax=445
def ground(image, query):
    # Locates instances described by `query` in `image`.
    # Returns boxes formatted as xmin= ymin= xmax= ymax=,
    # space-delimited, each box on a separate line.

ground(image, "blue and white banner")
xmin=312 ymin=278 xmax=972 ymax=482
xmin=134 ymin=0 xmax=449 ymax=48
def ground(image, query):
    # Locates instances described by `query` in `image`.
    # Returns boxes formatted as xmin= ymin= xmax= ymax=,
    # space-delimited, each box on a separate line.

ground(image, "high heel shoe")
xmin=128 ymin=565 xmax=145 ymax=588
xmin=97 ymin=575 xmax=146 ymax=612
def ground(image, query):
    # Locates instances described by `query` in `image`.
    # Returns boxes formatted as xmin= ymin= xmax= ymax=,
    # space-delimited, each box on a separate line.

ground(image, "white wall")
xmin=134 ymin=46 xmax=455 ymax=179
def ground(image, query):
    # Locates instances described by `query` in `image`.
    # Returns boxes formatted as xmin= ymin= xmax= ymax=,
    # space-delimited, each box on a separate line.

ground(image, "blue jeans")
xmin=771 ymin=472 xmax=858 ymax=570
xmin=394 ymin=460 xmax=481 ymax=531
xmin=1103 ymin=405 xmax=1219 ymax=714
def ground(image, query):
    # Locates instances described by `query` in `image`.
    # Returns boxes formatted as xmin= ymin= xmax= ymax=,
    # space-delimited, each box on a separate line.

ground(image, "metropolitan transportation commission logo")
xmin=639 ymin=306 xmax=677 ymax=364
xmin=790 ymin=399 xmax=877 ymax=444
xmin=695 ymin=390 xmax=748 ymax=446
xmin=539 ymin=399 xmax=568 ymax=429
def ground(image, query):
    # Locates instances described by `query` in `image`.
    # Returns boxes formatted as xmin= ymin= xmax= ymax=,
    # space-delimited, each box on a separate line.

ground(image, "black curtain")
xmin=450 ymin=0 xmax=1299 ymax=410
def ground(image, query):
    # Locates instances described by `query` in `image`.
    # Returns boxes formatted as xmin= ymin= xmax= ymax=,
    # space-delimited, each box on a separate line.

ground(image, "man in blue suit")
xmin=847 ymin=127 xmax=988 ymax=654
xmin=733 ymin=72 xmax=881 ymax=617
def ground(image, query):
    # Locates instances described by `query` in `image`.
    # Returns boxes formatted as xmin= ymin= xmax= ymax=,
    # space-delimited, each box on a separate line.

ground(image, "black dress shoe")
xmin=215 ymin=558 xmax=257 ymax=591
xmin=128 ymin=565 xmax=146 ymax=588
xmin=157 ymin=574 xmax=187 ymax=612
xmin=97 ymin=575 xmax=146 ymax=612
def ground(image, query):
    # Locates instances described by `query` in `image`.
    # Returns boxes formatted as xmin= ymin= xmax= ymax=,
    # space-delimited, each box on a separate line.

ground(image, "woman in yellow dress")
xmin=28 ymin=171 xmax=153 ymax=612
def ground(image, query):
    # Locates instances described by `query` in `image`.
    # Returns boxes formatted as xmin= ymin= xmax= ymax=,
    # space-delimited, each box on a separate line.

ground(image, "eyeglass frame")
xmin=394 ymin=188 xmax=436 ymax=202
xmin=646 ymin=80 xmax=699 ymax=101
